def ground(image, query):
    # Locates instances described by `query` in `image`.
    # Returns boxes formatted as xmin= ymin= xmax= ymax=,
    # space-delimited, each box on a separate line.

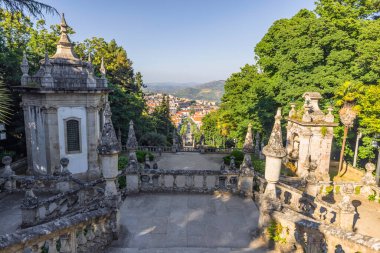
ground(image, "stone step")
xmin=106 ymin=247 xmax=266 ymax=253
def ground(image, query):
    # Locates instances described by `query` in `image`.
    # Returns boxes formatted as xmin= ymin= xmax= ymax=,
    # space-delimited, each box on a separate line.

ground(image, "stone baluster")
xmin=76 ymin=228 xmax=87 ymax=251
xmin=47 ymin=238 xmax=59 ymax=253
xmin=1 ymin=156 xmax=15 ymax=191
xmin=59 ymin=234 xmax=72 ymax=253
xmin=304 ymin=155 xmax=319 ymax=197
xmin=339 ymin=183 xmax=355 ymax=231
xmin=173 ymin=175 xmax=177 ymax=189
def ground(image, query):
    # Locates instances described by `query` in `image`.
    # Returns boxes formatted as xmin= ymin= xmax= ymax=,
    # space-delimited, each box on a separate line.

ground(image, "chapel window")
xmin=66 ymin=119 xmax=81 ymax=153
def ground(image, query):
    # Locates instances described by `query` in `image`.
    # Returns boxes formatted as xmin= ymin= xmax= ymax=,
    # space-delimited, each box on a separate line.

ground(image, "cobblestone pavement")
xmin=112 ymin=193 xmax=262 ymax=250
xmin=156 ymin=153 xmax=225 ymax=170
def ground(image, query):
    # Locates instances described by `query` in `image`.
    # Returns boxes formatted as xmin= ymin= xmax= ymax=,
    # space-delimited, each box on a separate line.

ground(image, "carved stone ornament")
xmin=126 ymin=120 xmax=138 ymax=150
xmin=262 ymin=108 xmax=286 ymax=158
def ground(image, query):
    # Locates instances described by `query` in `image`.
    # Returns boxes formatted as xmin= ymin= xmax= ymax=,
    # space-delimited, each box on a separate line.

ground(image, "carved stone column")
xmin=339 ymin=183 xmax=355 ymax=231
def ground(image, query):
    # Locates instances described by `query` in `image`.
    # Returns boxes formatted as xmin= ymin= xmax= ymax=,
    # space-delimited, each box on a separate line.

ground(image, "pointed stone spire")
xmin=86 ymin=53 xmax=96 ymax=87
xmin=52 ymin=13 xmax=78 ymax=60
xmin=21 ymin=51 xmax=29 ymax=85
xmin=243 ymin=123 xmax=254 ymax=153
xmin=97 ymin=102 xmax=120 ymax=155
xmin=41 ymin=51 xmax=53 ymax=87
xmin=262 ymin=108 xmax=286 ymax=158
xmin=126 ymin=120 xmax=138 ymax=150
xmin=100 ymin=57 xmax=106 ymax=77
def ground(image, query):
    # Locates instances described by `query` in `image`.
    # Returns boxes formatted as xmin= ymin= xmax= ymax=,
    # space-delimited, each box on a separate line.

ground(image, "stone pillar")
xmin=98 ymin=102 xmax=121 ymax=199
xmin=304 ymin=155 xmax=319 ymax=197
xmin=56 ymin=157 xmax=71 ymax=192
xmin=339 ymin=183 xmax=355 ymax=231
xmin=87 ymin=106 xmax=101 ymax=180
xmin=42 ymin=106 xmax=59 ymax=175
xmin=262 ymin=108 xmax=286 ymax=200
xmin=22 ymin=104 xmax=34 ymax=175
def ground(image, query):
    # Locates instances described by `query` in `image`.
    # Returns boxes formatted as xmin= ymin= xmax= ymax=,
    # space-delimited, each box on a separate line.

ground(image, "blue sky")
xmin=41 ymin=0 xmax=315 ymax=83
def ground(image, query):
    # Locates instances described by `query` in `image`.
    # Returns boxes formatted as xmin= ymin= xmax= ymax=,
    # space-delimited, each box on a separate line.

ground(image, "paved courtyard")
xmin=110 ymin=193 xmax=268 ymax=252
xmin=156 ymin=152 xmax=225 ymax=170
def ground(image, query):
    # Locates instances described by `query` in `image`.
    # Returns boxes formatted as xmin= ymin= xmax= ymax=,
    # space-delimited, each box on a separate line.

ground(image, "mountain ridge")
xmin=144 ymin=80 xmax=225 ymax=102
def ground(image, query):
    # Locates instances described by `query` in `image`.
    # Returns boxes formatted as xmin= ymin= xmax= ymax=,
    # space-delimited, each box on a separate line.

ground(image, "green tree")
xmin=0 ymin=0 xmax=57 ymax=18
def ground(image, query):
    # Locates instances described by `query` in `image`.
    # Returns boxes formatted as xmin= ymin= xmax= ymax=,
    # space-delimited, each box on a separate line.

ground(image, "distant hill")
xmin=145 ymin=80 xmax=225 ymax=102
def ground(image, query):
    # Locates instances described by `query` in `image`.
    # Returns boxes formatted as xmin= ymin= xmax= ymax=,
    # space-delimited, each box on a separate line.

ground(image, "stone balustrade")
xmin=0 ymin=208 xmax=117 ymax=253
xmin=124 ymin=167 xmax=254 ymax=196
xmin=319 ymin=181 xmax=380 ymax=200
xmin=270 ymin=208 xmax=380 ymax=253
xmin=21 ymin=178 xmax=105 ymax=228
xmin=0 ymin=174 xmax=91 ymax=194
xmin=253 ymin=174 xmax=341 ymax=226
xmin=122 ymin=145 xmax=242 ymax=154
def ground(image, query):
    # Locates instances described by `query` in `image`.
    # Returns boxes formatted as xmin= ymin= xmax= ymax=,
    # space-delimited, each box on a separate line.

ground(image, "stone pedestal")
xmin=100 ymin=154 xmax=119 ymax=197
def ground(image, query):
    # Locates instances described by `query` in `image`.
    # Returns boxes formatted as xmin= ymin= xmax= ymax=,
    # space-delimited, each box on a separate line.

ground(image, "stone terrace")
xmin=109 ymin=193 xmax=271 ymax=253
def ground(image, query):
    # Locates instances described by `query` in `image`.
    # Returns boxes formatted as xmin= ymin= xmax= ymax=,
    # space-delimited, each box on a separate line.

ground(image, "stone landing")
xmin=111 ymin=193 xmax=266 ymax=252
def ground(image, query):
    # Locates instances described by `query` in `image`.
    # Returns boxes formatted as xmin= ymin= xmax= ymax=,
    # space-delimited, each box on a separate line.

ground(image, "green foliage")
xmin=118 ymin=155 xmax=129 ymax=170
xmin=223 ymin=150 xmax=244 ymax=167
xmin=355 ymin=186 xmax=361 ymax=195
xmin=325 ymin=186 xmax=334 ymax=194
xmin=140 ymin=132 xmax=167 ymax=146
xmin=368 ymin=194 xmax=376 ymax=201
xmin=267 ymin=220 xmax=288 ymax=244
xmin=321 ymin=126 xmax=328 ymax=137
xmin=252 ymin=156 xmax=265 ymax=174
xmin=202 ymin=0 xmax=380 ymax=165
xmin=0 ymin=150 xmax=16 ymax=161
xmin=136 ymin=150 xmax=154 ymax=163
xmin=0 ymin=0 xmax=58 ymax=18
xmin=335 ymin=185 xmax=341 ymax=194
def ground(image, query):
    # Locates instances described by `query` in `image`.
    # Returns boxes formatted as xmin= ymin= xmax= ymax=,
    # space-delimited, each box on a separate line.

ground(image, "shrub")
xmin=136 ymin=150 xmax=154 ymax=163
xmin=325 ymin=186 xmax=334 ymax=194
xmin=117 ymin=155 xmax=129 ymax=189
xmin=223 ymin=150 xmax=244 ymax=167
xmin=267 ymin=220 xmax=288 ymax=244
xmin=355 ymin=186 xmax=361 ymax=195
xmin=140 ymin=132 xmax=167 ymax=146
xmin=0 ymin=150 xmax=16 ymax=161
xmin=118 ymin=155 xmax=129 ymax=170
xmin=252 ymin=156 xmax=265 ymax=174
xmin=368 ymin=194 xmax=376 ymax=202
xmin=335 ymin=186 xmax=340 ymax=194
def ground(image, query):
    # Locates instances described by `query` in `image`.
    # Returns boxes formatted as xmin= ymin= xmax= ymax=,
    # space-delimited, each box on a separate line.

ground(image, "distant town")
xmin=144 ymin=92 xmax=219 ymax=128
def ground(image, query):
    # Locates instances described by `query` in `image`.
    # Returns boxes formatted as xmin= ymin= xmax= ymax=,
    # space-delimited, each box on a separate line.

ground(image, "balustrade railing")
xmin=21 ymin=178 xmax=105 ymax=227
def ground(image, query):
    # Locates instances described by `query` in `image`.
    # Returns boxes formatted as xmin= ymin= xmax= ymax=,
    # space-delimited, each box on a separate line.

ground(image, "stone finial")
xmin=288 ymin=103 xmax=296 ymax=118
xmin=325 ymin=106 xmax=334 ymax=123
xmin=97 ymin=102 xmax=121 ymax=155
xmin=52 ymin=13 xmax=78 ymax=60
xmin=126 ymin=120 xmax=138 ymax=150
xmin=230 ymin=156 xmax=236 ymax=170
xmin=255 ymin=132 xmax=260 ymax=155
xmin=60 ymin=157 xmax=71 ymax=175
xmin=262 ymin=108 xmax=286 ymax=158
xmin=362 ymin=162 xmax=376 ymax=186
xmin=243 ymin=123 xmax=254 ymax=153
xmin=21 ymin=51 xmax=29 ymax=78
xmin=1 ymin=156 xmax=14 ymax=177
xmin=302 ymin=92 xmax=322 ymax=112
xmin=302 ymin=104 xmax=312 ymax=122
xmin=100 ymin=57 xmax=106 ymax=77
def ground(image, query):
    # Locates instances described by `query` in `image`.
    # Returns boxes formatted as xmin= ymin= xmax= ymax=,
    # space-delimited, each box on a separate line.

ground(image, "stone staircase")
xmin=107 ymin=247 xmax=268 ymax=253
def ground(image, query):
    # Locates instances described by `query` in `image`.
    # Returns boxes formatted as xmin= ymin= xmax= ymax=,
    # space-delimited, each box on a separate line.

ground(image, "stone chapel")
xmin=16 ymin=14 xmax=110 ymax=176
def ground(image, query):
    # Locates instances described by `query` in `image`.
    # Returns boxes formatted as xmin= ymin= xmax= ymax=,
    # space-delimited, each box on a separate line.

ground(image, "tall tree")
xmin=0 ymin=0 xmax=58 ymax=18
